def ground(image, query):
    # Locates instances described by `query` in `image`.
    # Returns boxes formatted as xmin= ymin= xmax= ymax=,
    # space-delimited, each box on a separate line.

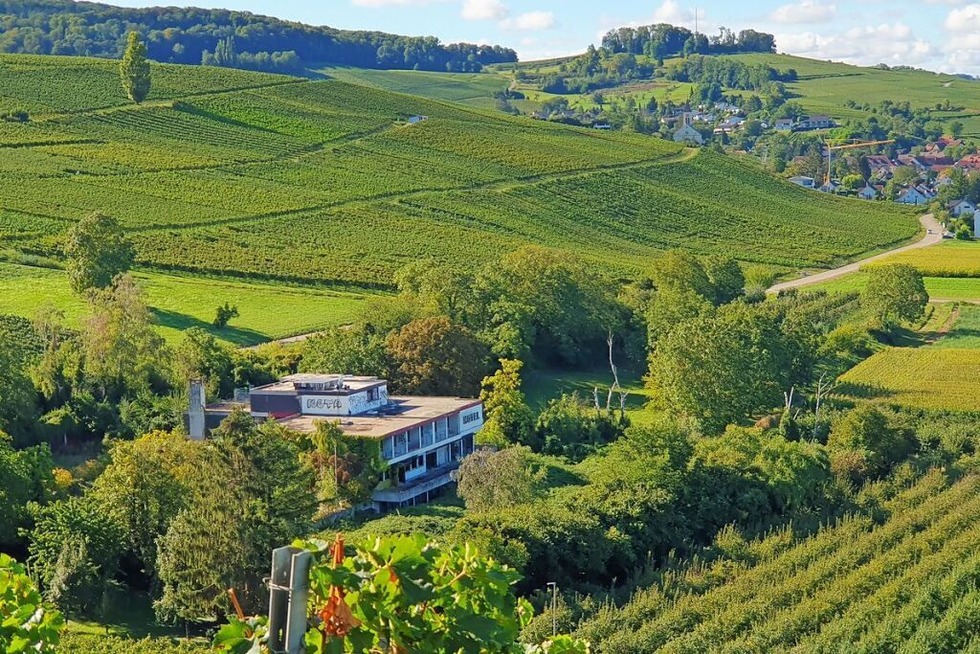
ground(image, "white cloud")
xmin=777 ymin=23 xmax=934 ymax=67
xmin=461 ymin=0 xmax=508 ymax=21
xmin=940 ymin=5 xmax=980 ymax=74
xmin=652 ymin=0 xmax=697 ymax=26
xmin=945 ymin=4 xmax=980 ymax=30
xmin=500 ymin=10 xmax=556 ymax=31
xmin=770 ymin=1 xmax=836 ymax=25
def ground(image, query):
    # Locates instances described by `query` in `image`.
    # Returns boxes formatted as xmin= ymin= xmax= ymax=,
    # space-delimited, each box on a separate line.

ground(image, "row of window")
xmin=383 ymin=414 xmax=471 ymax=459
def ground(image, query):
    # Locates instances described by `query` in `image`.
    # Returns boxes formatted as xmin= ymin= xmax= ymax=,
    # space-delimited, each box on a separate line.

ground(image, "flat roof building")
xmin=189 ymin=374 xmax=483 ymax=511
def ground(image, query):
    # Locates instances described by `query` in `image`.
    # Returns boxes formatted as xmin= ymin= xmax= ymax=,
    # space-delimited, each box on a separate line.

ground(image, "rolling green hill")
xmin=725 ymin=53 xmax=980 ymax=137
xmin=483 ymin=51 xmax=980 ymax=136
xmin=0 ymin=53 xmax=919 ymax=293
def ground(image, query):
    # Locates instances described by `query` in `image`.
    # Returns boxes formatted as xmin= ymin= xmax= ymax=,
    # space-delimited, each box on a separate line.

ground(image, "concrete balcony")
xmin=372 ymin=462 xmax=459 ymax=505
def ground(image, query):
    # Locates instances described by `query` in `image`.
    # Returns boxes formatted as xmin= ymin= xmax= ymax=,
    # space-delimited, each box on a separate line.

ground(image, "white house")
xmin=797 ymin=115 xmax=836 ymax=130
xmin=673 ymin=123 xmax=704 ymax=145
xmin=774 ymin=118 xmax=794 ymax=131
xmin=789 ymin=176 xmax=815 ymax=188
xmin=407 ymin=115 xmax=428 ymax=124
xmin=858 ymin=184 xmax=879 ymax=200
xmin=897 ymin=185 xmax=935 ymax=205
xmin=949 ymin=199 xmax=977 ymax=217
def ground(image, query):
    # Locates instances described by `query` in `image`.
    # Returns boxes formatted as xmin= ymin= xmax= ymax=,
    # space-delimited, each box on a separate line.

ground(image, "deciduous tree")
xmin=478 ymin=359 xmax=534 ymax=447
xmin=386 ymin=316 xmax=489 ymax=396
xmin=89 ymin=431 xmax=201 ymax=584
xmin=82 ymin=274 xmax=168 ymax=398
xmin=457 ymin=445 xmax=546 ymax=513
xmin=648 ymin=303 xmax=791 ymax=432
xmin=64 ymin=212 xmax=135 ymax=294
xmin=862 ymin=264 xmax=928 ymax=331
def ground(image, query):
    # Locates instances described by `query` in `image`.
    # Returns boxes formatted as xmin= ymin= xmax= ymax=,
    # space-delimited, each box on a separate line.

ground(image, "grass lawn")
xmin=522 ymin=367 xmax=652 ymax=411
xmin=0 ymin=263 xmax=378 ymax=346
xmin=931 ymin=305 xmax=980 ymax=349
xmin=839 ymin=305 xmax=980 ymax=411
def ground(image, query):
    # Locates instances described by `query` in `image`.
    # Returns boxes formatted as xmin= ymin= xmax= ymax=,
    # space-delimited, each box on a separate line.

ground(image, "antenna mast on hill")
xmin=694 ymin=7 xmax=699 ymax=36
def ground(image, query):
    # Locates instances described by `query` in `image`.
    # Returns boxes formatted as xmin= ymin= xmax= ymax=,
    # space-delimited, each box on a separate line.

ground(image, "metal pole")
xmin=547 ymin=582 xmax=557 ymax=636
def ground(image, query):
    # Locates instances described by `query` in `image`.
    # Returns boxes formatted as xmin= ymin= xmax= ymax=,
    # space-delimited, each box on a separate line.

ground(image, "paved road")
xmin=768 ymin=214 xmax=943 ymax=294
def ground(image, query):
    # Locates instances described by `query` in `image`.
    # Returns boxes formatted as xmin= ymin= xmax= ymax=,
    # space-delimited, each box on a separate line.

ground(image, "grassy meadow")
xmin=0 ymin=54 xmax=920 ymax=293
xmin=839 ymin=305 xmax=980 ymax=411
xmin=0 ymin=263 xmax=372 ymax=345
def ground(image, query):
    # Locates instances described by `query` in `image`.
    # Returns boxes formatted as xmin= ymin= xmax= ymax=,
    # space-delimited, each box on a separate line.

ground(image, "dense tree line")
xmin=0 ymin=1 xmax=517 ymax=73
xmin=669 ymin=54 xmax=795 ymax=93
xmin=601 ymin=24 xmax=774 ymax=60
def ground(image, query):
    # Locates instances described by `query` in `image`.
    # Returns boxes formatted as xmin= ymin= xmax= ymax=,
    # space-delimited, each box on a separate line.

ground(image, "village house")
xmin=858 ymin=184 xmax=879 ymax=200
xmin=897 ymin=185 xmax=936 ymax=205
xmin=789 ymin=175 xmax=815 ymax=188
xmin=774 ymin=118 xmax=794 ymax=131
xmin=713 ymin=116 xmax=746 ymax=134
xmin=929 ymin=136 xmax=964 ymax=152
xmin=955 ymin=155 xmax=980 ymax=174
xmin=949 ymin=199 xmax=977 ymax=217
xmin=673 ymin=122 xmax=704 ymax=145
xmin=796 ymin=115 xmax=836 ymax=131
xmin=865 ymin=155 xmax=894 ymax=180
xmin=187 ymin=374 xmax=483 ymax=512
xmin=819 ymin=179 xmax=840 ymax=193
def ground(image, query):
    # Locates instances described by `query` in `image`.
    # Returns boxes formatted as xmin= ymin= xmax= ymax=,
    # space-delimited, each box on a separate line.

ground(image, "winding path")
xmin=767 ymin=214 xmax=943 ymax=294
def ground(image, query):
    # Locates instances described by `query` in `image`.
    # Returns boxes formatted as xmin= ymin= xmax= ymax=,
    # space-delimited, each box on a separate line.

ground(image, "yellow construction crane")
xmin=823 ymin=138 xmax=895 ymax=187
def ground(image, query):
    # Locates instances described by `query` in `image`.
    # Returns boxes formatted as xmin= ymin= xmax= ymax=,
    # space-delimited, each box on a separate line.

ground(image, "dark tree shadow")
xmin=151 ymin=308 xmax=267 ymax=347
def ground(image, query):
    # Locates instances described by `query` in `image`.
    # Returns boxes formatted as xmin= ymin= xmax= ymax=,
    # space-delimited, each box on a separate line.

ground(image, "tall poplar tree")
xmin=119 ymin=31 xmax=150 ymax=104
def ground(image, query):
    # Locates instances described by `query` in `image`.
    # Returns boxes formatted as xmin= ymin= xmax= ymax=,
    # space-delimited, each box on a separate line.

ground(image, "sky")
xmin=106 ymin=0 xmax=980 ymax=76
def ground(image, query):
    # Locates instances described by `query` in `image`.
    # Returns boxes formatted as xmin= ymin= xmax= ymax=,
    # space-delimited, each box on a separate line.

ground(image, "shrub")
xmin=213 ymin=302 xmax=239 ymax=328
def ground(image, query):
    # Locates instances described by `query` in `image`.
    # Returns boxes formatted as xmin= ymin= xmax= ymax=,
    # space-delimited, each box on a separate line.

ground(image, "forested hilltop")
xmin=0 ymin=1 xmax=517 ymax=73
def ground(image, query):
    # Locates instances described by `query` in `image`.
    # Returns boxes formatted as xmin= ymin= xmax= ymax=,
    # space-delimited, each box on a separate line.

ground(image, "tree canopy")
xmin=63 ymin=212 xmax=135 ymax=294
xmin=0 ymin=1 xmax=517 ymax=73
xmin=862 ymin=264 xmax=928 ymax=331
xmin=119 ymin=31 xmax=151 ymax=103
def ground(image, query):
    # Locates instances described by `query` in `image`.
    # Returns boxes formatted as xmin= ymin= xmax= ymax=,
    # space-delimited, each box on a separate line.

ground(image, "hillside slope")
xmin=0 ymin=54 xmax=919 ymax=288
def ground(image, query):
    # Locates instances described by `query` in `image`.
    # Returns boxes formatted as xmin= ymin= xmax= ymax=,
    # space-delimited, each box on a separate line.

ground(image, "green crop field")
xmin=0 ymin=53 xmax=922 ymax=291
xmin=839 ymin=305 xmax=980 ymax=411
xmin=0 ymin=263 xmax=373 ymax=346
xmin=575 ymin=470 xmax=980 ymax=652
xmin=874 ymin=240 xmax=980 ymax=278
xmin=811 ymin=274 xmax=980 ymax=302
xmin=320 ymin=66 xmax=510 ymax=109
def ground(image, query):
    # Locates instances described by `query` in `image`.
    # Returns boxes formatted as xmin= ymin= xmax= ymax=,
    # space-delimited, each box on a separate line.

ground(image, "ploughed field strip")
xmin=0 ymin=55 xmax=918 ymax=288
xmin=575 ymin=471 xmax=980 ymax=653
